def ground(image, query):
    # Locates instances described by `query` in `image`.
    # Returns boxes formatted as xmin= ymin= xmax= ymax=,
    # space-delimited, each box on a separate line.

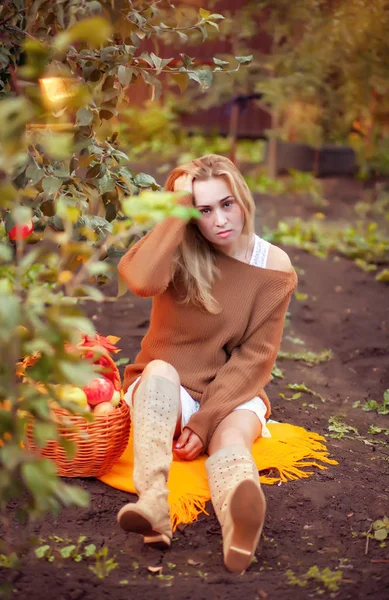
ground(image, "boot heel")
xmin=224 ymin=479 xmax=266 ymax=573
xmin=143 ymin=532 xmax=171 ymax=549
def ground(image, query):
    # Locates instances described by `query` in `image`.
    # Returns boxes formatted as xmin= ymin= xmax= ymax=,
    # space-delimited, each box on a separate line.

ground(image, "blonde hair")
xmin=165 ymin=154 xmax=256 ymax=314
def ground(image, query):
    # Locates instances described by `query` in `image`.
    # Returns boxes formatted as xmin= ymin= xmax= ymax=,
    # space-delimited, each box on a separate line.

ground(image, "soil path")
xmin=2 ymin=178 xmax=389 ymax=599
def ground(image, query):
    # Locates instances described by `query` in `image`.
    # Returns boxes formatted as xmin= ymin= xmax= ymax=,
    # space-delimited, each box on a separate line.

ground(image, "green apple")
xmin=110 ymin=389 xmax=121 ymax=407
xmin=56 ymin=384 xmax=88 ymax=408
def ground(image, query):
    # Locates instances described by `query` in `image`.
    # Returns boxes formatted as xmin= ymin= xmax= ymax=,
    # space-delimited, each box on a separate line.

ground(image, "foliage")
xmin=34 ymin=535 xmax=117 ymax=577
xmin=283 ymin=382 xmax=325 ymax=403
xmin=372 ymin=517 xmax=389 ymax=542
xmin=277 ymin=348 xmax=332 ymax=366
xmin=89 ymin=546 xmax=118 ymax=579
xmin=354 ymin=390 xmax=389 ymax=415
xmin=245 ymin=168 xmax=326 ymax=207
xmin=255 ymin=1 xmax=389 ymax=151
xmin=271 ymin=364 xmax=284 ymax=380
xmin=0 ymin=0 xmax=254 ymax=530
xmin=286 ymin=565 xmax=342 ymax=593
xmin=265 ymin=218 xmax=389 ymax=274
xmin=328 ymin=416 xmax=359 ymax=440
xmin=116 ymin=99 xmax=266 ymax=164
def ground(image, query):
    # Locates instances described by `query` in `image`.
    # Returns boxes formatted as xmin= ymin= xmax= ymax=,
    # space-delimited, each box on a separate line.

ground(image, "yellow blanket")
xmin=99 ymin=422 xmax=337 ymax=530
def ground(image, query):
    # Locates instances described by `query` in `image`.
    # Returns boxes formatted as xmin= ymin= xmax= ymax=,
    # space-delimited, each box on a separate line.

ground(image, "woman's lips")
xmin=216 ymin=230 xmax=232 ymax=238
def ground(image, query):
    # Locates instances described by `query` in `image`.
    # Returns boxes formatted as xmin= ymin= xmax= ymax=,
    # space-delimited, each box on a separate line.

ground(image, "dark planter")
xmin=266 ymin=140 xmax=357 ymax=176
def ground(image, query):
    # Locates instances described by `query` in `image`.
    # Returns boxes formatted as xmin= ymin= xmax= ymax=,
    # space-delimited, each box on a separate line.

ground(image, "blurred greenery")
xmin=0 ymin=0 xmax=250 ymax=533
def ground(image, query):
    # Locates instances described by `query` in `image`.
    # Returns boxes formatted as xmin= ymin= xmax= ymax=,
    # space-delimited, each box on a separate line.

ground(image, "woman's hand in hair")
xmin=174 ymin=427 xmax=203 ymax=461
xmin=174 ymin=174 xmax=193 ymax=195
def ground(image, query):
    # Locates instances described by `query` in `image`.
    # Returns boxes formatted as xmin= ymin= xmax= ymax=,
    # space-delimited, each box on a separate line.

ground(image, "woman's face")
xmin=192 ymin=177 xmax=244 ymax=249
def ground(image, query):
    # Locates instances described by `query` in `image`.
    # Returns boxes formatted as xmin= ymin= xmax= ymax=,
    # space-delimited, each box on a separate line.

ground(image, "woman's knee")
xmin=208 ymin=411 xmax=262 ymax=455
xmin=212 ymin=425 xmax=247 ymax=448
xmin=142 ymin=360 xmax=180 ymax=386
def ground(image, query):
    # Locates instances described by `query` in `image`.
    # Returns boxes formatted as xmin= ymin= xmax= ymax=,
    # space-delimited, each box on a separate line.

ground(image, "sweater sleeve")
xmin=186 ymin=278 xmax=296 ymax=449
xmin=117 ymin=193 xmax=193 ymax=297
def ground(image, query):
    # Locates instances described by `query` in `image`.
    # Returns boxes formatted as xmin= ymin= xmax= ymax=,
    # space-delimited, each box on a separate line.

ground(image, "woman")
xmin=116 ymin=154 xmax=297 ymax=573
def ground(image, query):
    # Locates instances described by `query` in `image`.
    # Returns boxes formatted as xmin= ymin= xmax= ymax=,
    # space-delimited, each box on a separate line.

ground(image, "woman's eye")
xmin=224 ymin=201 xmax=232 ymax=208
xmin=200 ymin=208 xmax=211 ymax=214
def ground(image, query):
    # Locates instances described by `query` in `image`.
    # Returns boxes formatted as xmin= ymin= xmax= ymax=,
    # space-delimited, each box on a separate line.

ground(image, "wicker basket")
xmin=21 ymin=336 xmax=131 ymax=478
xmin=25 ymin=399 xmax=131 ymax=478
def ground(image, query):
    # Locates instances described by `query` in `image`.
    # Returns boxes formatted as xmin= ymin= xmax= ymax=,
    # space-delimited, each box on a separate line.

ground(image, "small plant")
xmin=271 ymin=364 xmax=284 ymax=379
xmin=286 ymin=565 xmax=342 ymax=593
xmin=34 ymin=535 xmax=96 ymax=564
xmin=88 ymin=546 xmax=118 ymax=580
xmin=265 ymin=218 xmax=389 ymax=271
xmin=364 ymin=517 xmax=389 ymax=554
xmin=284 ymin=335 xmax=305 ymax=346
xmin=372 ymin=516 xmax=389 ymax=542
xmin=362 ymin=390 xmax=389 ymax=415
xmin=59 ymin=535 xmax=89 ymax=562
xmin=283 ymin=382 xmax=325 ymax=403
xmin=277 ymin=348 xmax=332 ymax=365
xmin=368 ymin=425 xmax=389 ymax=436
xmin=245 ymin=170 xmax=286 ymax=195
xmin=286 ymin=169 xmax=327 ymax=208
xmin=328 ymin=416 xmax=359 ymax=439
xmin=0 ymin=552 xmax=19 ymax=568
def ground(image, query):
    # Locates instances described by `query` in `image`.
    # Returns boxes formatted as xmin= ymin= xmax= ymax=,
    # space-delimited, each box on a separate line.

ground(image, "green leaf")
xmin=117 ymin=66 xmax=135 ymax=87
xmin=199 ymin=8 xmax=211 ymax=19
xmin=26 ymin=164 xmax=45 ymax=185
xmin=42 ymin=177 xmax=62 ymax=196
xmin=84 ymin=544 xmax=96 ymax=557
xmin=35 ymin=545 xmax=51 ymax=559
xmin=42 ymin=132 xmax=73 ymax=160
xmin=117 ymin=274 xmax=129 ymax=298
xmin=235 ymin=55 xmax=253 ymax=65
xmin=60 ymin=545 xmax=76 ymax=558
xmin=177 ymin=31 xmax=188 ymax=43
xmin=57 ymin=360 xmax=96 ymax=387
xmin=376 ymin=268 xmax=389 ymax=282
xmin=33 ymin=421 xmax=57 ymax=447
xmin=213 ymin=58 xmax=229 ymax=67
xmin=133 ymin=173 xmax=158 ymax=188
xmin=188 ymin=69 xmax=213 ymax=91
xmin=199 ymin=24 xmax=208 ymax=41
xmin=53 ymin=17 xmax=113 ymax=53
xmin=58 ymin=483 xmax=89 ymax=508
xmin=374 ymin=528 xmax=388 ymax=541
xmin=0 ymin=244 xmax=13 ymax=262
xmin=76 ymin=107 xmax=94 ymax=126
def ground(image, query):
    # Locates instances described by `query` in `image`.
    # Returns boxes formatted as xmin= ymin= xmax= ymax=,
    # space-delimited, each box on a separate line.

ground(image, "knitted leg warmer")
xmin=117 ymin=375 xmax=179 ymax=549
xmin=206 ymin=444 xmax=266 ymax=573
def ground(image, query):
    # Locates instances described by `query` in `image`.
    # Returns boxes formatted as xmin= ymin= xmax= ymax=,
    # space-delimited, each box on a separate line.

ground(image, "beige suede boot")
xmin=206 ymin=445 xmax=266 ymax=573
xmin=117 ymin=375 xmax=179 ymax=549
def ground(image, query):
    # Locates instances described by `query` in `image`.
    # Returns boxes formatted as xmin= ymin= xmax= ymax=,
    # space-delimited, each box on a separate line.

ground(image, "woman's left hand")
xmin=174 ymin=427 xmax=203 ymax=461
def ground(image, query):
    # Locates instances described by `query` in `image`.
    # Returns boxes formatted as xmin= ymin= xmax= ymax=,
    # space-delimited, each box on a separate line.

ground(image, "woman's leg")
xmin=206 ymin=410 xmax=266 ymax=573
xmin=137 ymin=360 xmax=182 ymax=436
xmin=117 ymin=360 xmax=181 ymax=548
xmin=208 ymin=409 xmax=262 ymax=455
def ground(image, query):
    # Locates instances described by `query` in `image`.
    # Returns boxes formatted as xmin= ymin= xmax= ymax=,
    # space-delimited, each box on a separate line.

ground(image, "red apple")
xmin=83 ymin=377 xmax=115 ymax=407
xmin=8 ymin=220 xmax=34 ymax=241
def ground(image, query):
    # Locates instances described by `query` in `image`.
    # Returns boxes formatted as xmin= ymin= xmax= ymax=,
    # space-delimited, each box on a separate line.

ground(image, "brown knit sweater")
xmin=118 ymin=204 xmax=298 ymax=449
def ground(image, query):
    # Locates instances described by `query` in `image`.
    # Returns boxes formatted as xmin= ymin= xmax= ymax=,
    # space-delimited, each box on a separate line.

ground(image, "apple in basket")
xmin=110 ymin=389 xmax=121 ymax=407
xmin=93 ymin=402 xmax=115 ymax=416
xmin=56 ymin=384 xmax=88 ymax=408
xmin=83 ymin=377 xmax=115 ymax=407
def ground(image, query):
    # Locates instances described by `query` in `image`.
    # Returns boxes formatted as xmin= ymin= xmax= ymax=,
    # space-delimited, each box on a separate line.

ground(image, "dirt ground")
xmin=2 ymin=176 xmax=389 ymax=599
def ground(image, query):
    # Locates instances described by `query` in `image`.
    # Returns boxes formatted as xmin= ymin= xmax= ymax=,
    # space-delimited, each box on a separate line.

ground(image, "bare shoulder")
xmin=266 ymin=244 xmax=293 ymax=273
